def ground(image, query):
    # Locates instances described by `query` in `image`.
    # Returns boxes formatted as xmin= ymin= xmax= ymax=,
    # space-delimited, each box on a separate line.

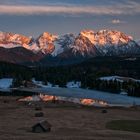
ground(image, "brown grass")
xmin=0 ymin=96 xmax=140 ymax=140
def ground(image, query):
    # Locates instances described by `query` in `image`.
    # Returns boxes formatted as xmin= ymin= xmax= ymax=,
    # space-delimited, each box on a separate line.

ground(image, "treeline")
xmin=34 ymin=56 xmax=140 ymax=82
xmin=84 ymin=79 xmax=140 ymax=97
xmin=0 ymin=61 xmax=33 ymax=80
xmin=33 ymin=57 xmax=140 ymax=97
xmin=0 ymin=57 xmax=140 ymax=97
xmin=34 ymin=65 xmax=140 ymax=97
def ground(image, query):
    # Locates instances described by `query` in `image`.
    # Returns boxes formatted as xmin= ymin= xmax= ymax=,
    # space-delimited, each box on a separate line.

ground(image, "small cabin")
xmin=32 ymin=120 xmax=52 ymax=133
xmin=102 ymin=109 xmax=107 ymax=113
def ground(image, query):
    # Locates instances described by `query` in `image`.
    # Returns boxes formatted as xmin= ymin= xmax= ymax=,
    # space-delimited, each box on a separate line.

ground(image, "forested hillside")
xmin=0 ymin=57 xmax=140 ymax=97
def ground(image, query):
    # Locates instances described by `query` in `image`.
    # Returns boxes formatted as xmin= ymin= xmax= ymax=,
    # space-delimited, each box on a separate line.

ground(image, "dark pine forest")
xmin=0 ymin=57 xmax=140 ymax=97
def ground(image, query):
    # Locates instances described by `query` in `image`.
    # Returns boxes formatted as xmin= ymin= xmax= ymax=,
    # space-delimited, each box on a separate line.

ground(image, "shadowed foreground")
xmin=106 ymin=120 xmax=140 ymax=133
xmin=0 ymin=96 xmax=140 ymax=140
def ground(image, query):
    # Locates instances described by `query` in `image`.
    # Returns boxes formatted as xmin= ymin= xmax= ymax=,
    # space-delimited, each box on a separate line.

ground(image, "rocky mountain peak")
xmin=36 ymin=32 xmax=58 ymax=54
xmin=0 ymin=31 xmax=32 ymax=48
xmin=0 ymin=30 xmax=139 ymax=58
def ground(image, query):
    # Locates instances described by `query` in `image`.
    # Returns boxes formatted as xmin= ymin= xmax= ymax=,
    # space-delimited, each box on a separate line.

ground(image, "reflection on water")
xmin=18 ymin=94 xmax=108 ymax=107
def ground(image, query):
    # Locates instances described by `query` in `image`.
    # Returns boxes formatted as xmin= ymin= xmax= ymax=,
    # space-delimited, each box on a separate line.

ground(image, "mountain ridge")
xmin=0 ymin=29 xmax=140 ymax=65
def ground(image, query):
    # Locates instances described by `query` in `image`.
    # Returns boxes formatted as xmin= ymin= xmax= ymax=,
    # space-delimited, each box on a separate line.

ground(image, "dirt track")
xmin=0 ymin=96 xmax=140 ymax=140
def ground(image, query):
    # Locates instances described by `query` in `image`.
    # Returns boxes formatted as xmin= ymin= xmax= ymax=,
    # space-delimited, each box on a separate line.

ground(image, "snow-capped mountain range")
xmin=0 ymin=29 xmax=140 ymax=64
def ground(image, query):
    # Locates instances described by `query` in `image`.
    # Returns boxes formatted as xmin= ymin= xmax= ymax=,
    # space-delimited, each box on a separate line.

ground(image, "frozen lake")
xmin=17 ymin=87 xmax=140 ymax=106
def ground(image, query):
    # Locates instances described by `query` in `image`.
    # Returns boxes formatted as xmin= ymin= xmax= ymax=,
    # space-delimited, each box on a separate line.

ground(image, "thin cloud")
xmin=0 ymin=2 xmax=140 ymax=16
xmin=111 ymin=19 xmax=126 ymax=24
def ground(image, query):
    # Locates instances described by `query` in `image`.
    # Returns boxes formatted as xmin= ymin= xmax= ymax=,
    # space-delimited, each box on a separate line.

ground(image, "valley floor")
xmin=0 ymin=96 xmax=140 ymax=140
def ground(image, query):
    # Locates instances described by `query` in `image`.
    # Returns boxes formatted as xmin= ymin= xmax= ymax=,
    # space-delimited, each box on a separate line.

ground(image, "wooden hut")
xmin=32 ymin=120 xmax=52 ymax=133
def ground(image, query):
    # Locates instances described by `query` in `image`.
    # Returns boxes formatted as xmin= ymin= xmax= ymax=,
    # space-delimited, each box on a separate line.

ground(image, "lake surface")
xmin=17 ymin=87 xmax=140 ymax=106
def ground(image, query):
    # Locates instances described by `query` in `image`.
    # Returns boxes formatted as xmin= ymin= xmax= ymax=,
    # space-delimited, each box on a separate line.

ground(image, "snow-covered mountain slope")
xmin=52 ymin=33 xmax=75 ymax=56
xmin=0 ymin=31 xmax=42 ymax=53
xmin=52 ymin=29 xmax=140 ymax=57
xmin=0 ymin=31 xmax=32 ymax=48
xmin=36 ymin=32 xmax=58 ymax=54
xmin=0 ymin=29 xmax=140 ymax=61
xmin=71 ymin=30 xmax=139 ymax=56
xmin=72 ymin=30 xmax=100 ymax=56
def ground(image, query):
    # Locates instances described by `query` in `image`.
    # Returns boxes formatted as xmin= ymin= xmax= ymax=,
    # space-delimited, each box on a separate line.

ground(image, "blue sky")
xmin=0 ymin=0 xmax=140 ymax=39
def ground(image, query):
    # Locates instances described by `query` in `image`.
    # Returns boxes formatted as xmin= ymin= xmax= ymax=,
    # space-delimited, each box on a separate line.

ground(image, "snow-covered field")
xmin=66 ymin=81 xmax=81 ymax=88
xmin=32 ymin=78 xmax=53 ymax=88
xmin=99 ymin=76 xmax=140 ymax=82
xmin=0 ymin=78 xmax=13 ymax=89
xmin=32 ymin=78 xmax=81 ymax=88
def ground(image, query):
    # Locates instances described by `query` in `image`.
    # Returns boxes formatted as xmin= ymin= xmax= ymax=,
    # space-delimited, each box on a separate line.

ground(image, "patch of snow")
xmin=0 ymin=43 xmax=20 ymax=48
xmin=80 ymin=30 xmax=95 ymax=44
xmin=99 ymin=76 xmax=123 ymax=82
xmin=51 ymin=41 xmax=64 ymax=56
xmin=120 ymin=91 xmax=128 ymax=96
xmin=53 ymin=85 xmax=59 ymax=88
xmin=125 ymin=58 xmax=137 ymax=61
xmin=32 ymin=78 xmax=53 ymax=88
xmin=0 ymin=78 xmax=13 ymax=89
xmin=66 ymin=81 xmax=81 ymax=88
xmin=99 ymin=76 xmax=140 ymax=83
xmin=24 ymin=43 xmax=40 ymax=52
